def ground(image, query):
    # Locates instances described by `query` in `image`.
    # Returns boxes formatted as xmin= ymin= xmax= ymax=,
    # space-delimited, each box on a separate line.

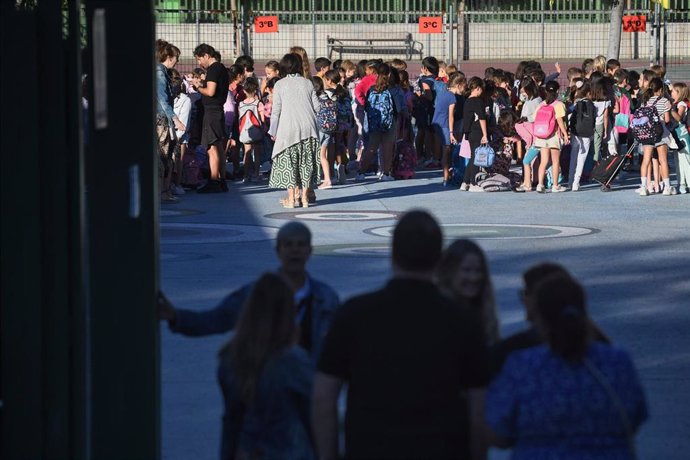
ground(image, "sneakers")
xmin=536 ymin=184 xmax=546 ymax=193
xmin=459 ymin=182 xmax=469 ymax=191
xmin=355 ymin=173 xmax=366 ymax=182
xmin=679 ymin=186 xmax=688 ymax=195
xmin=571 ymin=184 xmax=580 ymax=192
xmin=551 ymin=185 xmax=567 ymax=193
xmin=170 ymin=184 xmax=186 ymax=195
xmin=662 ymin=186 xmax=677 ymax=196
xmin=380 ymin=173 xmax=395 ymax=182
xmin=638 ymin=186 xmax=649 ymax=196
xmin=197 ymin=180 xmax=223 ymax=194
xmin=468 ymin=184 xmax=485 ymax=192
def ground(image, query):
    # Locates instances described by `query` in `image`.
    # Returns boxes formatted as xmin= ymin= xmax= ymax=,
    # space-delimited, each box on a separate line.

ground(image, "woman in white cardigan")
xmin=268 ymin=53 xmax=321 ymax=208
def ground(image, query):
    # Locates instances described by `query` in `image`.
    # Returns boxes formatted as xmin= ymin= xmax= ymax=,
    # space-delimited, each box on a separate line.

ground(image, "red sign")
xmin=622 ymin=15 xmax=646 ymax=32
xmin=255 ymin=16 xmax=278 ymax=33
xmin=419 ymin=16 xmax=443 ymax=34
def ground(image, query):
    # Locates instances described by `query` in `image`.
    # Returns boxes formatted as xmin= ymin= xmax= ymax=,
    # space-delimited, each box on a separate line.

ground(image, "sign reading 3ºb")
xmin=419 ymin=16 xmax=443 ymax=34
xmin=255 ymin=16 xmax=279 ymax=33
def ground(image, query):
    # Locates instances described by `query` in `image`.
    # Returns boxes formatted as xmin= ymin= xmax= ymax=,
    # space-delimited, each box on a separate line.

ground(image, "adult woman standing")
xmin=268 ymin=53 xmax=321 ymax=207
xmin=156 ymin=40 xmax=186 ymax=202
xmin=218 ymin=273 xmax=315 ymax=460
xmin=435 ymin=239 xmax=500 ymax=344
xmin=486 ymin=274 xmax=648 ymax=459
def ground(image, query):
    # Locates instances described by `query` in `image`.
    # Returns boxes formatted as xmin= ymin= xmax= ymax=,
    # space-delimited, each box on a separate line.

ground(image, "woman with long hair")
xmin=486 ymin=274 xmax=648 ymax=459
xmin=218 ymin=272 xmax=315 ymax=460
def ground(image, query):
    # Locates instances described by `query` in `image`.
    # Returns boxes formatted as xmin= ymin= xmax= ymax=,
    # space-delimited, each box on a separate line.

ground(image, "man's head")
xmin=193 ymin=43 xmax=218 ymax=69
xmin=276 ymin=222 xmax=313 ymax=274
xmin=392 ymin=210 xmax=442 ymax=275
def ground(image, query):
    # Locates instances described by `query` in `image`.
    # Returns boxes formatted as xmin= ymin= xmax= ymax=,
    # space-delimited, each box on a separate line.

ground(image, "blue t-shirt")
xmin=486 ymin=342 xmax=648 ymax=460
xmin=431 ymin=87 xmax=457 ymax=129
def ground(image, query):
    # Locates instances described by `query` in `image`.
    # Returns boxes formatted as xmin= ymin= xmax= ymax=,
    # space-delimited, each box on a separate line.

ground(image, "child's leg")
xmin=537 ymin=147 xmax=550 ymax=187
xmin=678 ymin=151 xmax=690 ymax=190
xmin=441 ymin=145 xmax=451 ymax=182
xmin=639 ymin=146 xmax=653 ymax=188
xmin=360 ymin=133 xmax=382 ymax=174
xmin=175 ymin=143 xmax=186 ymax=187
xmin=652 ymin=156 xmax=660 ymax=191
xmin=550 ymin=148 xmax=561 ymax=189
xmin=382 ymin=136 xmax=395 ymax=176
xmin=253 ymin=143 xmax=263 ymax=179
xmin=593 ymin=124 xmax=604 ymax=162
xmin=319 ymin=143 xmax=332 ymax=186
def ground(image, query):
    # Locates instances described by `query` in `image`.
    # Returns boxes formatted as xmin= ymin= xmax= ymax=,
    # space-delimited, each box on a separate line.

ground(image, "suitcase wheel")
xmin=601 ymin=185 xmax=611 ymax=192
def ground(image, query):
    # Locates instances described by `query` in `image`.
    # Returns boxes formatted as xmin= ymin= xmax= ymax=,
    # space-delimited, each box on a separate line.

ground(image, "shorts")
xmin=432 ymin=124 xmax=451 ymax=146
xmin=533 ymin=133 xmax=562 ymax=149
xmin=201 ymin=106 xmax=227 ymax=149
xmin=319 ymin=131 xmax=335 ymax=147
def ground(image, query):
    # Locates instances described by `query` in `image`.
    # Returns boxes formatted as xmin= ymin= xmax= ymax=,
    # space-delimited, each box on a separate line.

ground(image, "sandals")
xmin=514 ymin=184 xmax=532 ymax=192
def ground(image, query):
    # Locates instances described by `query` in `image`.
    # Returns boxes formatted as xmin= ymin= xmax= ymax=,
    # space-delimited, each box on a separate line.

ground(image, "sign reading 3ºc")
xmin=419 ymin=16 xmax=443 ymax=34
xmin=255 ymin=16 xmax=279 ymax=33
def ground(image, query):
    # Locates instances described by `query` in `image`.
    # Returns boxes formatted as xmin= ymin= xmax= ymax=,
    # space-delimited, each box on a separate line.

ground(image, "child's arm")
xmin=258 ymin=101 xmax=265 ymax=124
xmin=603 ymin=107 xmax=609 ymax=137
xmin=448 ymin=103 xmax=456 ymax=144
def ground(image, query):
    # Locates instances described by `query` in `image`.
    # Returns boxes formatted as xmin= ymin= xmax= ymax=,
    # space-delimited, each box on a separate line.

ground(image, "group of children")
xmin=166 ymin=49 xmax=690 ymax=198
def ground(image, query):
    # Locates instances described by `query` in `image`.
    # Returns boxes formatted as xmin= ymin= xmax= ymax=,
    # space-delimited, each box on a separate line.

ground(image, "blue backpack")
xmin=366 ymin=89 xmax=395 ymax=133
xmin=317 ymin=94 xmax=338 ymax=134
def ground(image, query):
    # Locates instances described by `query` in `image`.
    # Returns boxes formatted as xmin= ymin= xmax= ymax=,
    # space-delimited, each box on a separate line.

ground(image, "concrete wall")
xmin=156 ymin=22 xmax=690 ymax=63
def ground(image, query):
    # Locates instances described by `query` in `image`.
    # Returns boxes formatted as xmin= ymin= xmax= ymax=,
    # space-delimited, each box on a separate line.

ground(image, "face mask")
xmin=519 ymin=93 xmax=528 ymax=102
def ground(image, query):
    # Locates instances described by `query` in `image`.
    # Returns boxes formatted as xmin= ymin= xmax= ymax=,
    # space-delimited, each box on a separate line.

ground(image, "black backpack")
xmin=572 ymin=99 xmax=595 ymax=138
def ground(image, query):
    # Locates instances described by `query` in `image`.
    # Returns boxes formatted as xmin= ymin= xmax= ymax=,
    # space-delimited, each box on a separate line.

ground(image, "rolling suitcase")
xmin=591 ymin=141 xmax=637 ymax=191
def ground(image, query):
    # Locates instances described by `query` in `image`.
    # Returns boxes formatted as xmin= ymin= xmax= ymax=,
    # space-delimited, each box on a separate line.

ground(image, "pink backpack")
xmin=615 ymin=94 xmax=632 ymax=134
xmin=533 ymin=103 xmax=556 ymax=139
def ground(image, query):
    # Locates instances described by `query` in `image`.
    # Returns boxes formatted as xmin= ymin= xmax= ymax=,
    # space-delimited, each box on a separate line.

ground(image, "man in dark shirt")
xmin=312 ymin=210 xmax=489 ymax=460
xmin=191 ymin=43 xmax=230 ymax=193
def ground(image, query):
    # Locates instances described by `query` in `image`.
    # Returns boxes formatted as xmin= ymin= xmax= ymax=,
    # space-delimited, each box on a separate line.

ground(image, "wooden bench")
xmin=327 ymin=33 xmax=423 ymax=61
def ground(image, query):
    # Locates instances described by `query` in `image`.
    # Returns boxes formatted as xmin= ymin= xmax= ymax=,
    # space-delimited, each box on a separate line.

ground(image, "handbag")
xmin=674 ymin=124 xmax=690 ymax=154
xmin=459 ymin=137 xmax=472 ymax=159
xmin=473 ymin=143 xmax=495 ymax=168
xmin=583 ymin=358 xmax=637 ymax=460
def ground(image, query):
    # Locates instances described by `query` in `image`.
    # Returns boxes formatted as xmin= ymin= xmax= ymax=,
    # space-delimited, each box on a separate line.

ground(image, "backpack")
xmin=317 ymin=93 xmax=338 ymax=134
xmin=392 ymin=140 xmax=417 ymax=179
xmin=614 ymin=93 xmax=632 ymax=134
xmin=366 ymin=89 xmax=395 ymax=133
xmin=572 ymin=99 xmax=595 ymax=138
xmin=336 ymin=94 xmax=353 ymax=132
xmin=478 ymin=174 xmax=512 ymax=192
xmin=533 ymin=103 xmax=557 ymax=139
xmin=411 ymin=76 xmax=436 ymax=127
xmin=630 ymin=105 xmax=663 ymax=143
xmin=238 ymin=100 xmax=263 ymax=144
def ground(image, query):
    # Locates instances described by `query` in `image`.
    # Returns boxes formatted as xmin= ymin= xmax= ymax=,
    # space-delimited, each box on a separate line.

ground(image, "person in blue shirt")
xmin=218 ymin=272 xmax=315 ymax=460
xmin=157 ymin=221 xmax=340 ymax=363
xmin=432 ymin=73 xmax=466 ymax=186
xmin=485 ymin=273 xmax=648 ymax=460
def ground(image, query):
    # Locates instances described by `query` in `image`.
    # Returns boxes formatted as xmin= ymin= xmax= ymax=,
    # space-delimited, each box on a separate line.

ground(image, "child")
xmin=313 ymin=76 xmax=337 ymax=189
xmin=591 ymin=79 xmax=612 ymax=163
xmin=170 ymin=69 xmax=191 ymax=195
xmin=670 ymin=82 xmax=690 ymax=193
xmin=535 ymin=81 xmax=569 ymax=193
xmin=518 ymin=79 xmax=543 ymax=122
xmin=432 ymin=73 xmax=462 ymax=186
xmin=637 ymin=78 xmax=677 ymax=196
xmin=314 ymin=57 xmax=331 ymax=79
xmin=460 ymin=77 xmax=488 ymax=192
xmin=237 ymin=77 xmax=264 ymax=183
xmin=260 ymin=60 xmax=279 ymax=97
xmin=326 ymin=70 xmax=351 ymax=186
xmin=225 ymin=64 xmax=245 ymax=179
xmin=568 ymin=83 xmax=595 ymax=191
xmin=356 ymin=63 xmax=396 ymax=182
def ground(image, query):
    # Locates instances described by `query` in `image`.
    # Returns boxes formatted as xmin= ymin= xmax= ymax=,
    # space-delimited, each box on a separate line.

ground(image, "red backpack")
xmin=615 ymin=93 xmax=632 ymax=134
xmin=533 ymin=103 xmax=556 ymax=139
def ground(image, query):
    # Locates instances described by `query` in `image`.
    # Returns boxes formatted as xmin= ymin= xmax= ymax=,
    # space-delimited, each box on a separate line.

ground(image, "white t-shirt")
xmin=593 ymin=100 xmax=611 ymax=126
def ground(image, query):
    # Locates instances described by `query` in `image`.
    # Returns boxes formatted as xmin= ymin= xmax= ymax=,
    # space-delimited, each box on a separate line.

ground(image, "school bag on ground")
xmin=571 ymin=99 xmax=596 ymax=138
xmin=478 ymin=174 xmax=512 ymax=192
xmin=317 ymin=94 xmax=338 ymax=134
xmin=614 ymin=93 xmax=632 ymax=134
xmin=238 ymin=100 xmax=264 ymax=144
xmin=533 ymin=103 xmax=557 ymax=139
xmin=366 ymin=89 xmax=395 ymax=133
xmin=630 ymin=105 xmax=663 ymax=144
xmin=392 ymin=140 xmax=416 ymax=179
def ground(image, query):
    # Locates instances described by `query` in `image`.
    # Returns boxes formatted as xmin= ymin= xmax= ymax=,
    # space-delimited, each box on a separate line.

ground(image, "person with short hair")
xmin=485 ymin=274 xmax=648 ymax=459
xmin=312 ymin=210 xmax=489 ymax=460
xmin=157 ymin=221 xmax=340 ymax=363
xmin=191 ymin=43 xmax=230 ymax=193
xmin=314 ymin=57 xmax=332 ymax=78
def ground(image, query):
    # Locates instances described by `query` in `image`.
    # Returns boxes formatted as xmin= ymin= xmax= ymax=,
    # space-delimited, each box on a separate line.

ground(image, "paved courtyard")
xmin=160 ymin=168 xmax=689 ymax=459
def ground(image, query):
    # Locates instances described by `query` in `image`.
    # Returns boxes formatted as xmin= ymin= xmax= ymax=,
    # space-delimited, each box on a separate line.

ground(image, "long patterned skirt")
xmin=269 ymin=137 xmax=320 ymax=189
